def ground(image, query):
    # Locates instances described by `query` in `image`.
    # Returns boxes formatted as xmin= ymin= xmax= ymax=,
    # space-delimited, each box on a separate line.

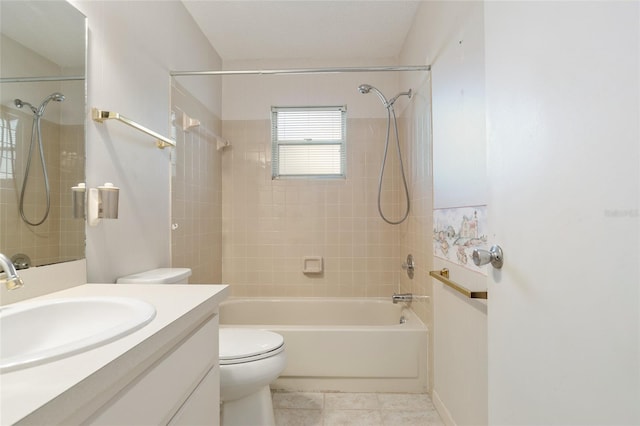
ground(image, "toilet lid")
xmin=219 ymin=328 xmax=284 ymax=365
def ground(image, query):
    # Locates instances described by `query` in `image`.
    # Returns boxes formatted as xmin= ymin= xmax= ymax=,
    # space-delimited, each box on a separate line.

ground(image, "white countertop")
xmin=0 ymin=283 xmax=228 ymax=425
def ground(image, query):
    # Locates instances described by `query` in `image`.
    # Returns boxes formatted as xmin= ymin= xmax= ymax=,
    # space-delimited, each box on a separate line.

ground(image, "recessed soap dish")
xmin=303 ymin=256 xmax=323 ymax=274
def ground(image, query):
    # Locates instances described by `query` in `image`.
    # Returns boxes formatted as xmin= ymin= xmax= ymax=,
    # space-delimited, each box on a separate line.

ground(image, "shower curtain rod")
xmin=170 ymin=65 xmax=430 ymax=77
xmin=0 ymin=75 xmax=84 ymax=83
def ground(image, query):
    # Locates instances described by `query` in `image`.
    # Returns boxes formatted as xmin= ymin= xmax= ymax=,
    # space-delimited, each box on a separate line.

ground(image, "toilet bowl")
xmin=219 ymin=328 xmax=286 ymax=426
xmin=116 ymin=268 xmax=286 ymax=426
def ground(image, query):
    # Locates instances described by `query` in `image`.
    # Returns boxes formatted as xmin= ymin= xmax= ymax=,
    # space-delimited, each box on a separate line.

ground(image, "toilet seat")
xmin=219 ymin=328 xmax=285 ymax=365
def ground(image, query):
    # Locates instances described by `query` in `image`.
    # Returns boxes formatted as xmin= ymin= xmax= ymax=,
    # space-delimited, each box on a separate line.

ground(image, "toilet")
xmin=116 ymin=268 xmax=192 ymax=284
xmin=116 ymin=268 xmax=286 ymax=426
xmin=219 ymin=328 xmax=286 ymax=426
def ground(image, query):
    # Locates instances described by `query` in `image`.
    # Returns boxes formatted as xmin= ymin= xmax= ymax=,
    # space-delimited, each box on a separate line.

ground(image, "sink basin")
xmin=0 ymin=297 xmax=156 ymax=373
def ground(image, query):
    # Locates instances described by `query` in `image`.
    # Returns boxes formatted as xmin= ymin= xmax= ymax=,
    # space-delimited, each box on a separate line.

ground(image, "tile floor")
xmin=272 ymin=391 xmax=445 ymax=426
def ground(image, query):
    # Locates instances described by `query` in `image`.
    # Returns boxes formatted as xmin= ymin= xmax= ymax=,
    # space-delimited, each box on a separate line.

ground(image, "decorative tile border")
xmin=433 ymin=206 xmax=488 ymax=274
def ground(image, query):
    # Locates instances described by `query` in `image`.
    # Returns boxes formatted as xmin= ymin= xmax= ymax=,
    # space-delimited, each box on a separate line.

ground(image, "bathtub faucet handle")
xmin=392 ymin=293 xmax=413 ymax=304
xmin=401 ymin=254 xmax=415 ymax=279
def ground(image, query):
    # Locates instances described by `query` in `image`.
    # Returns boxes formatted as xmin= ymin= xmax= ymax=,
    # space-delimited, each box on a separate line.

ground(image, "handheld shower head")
xmin=358 ymin=84 xmax=373 ymax=94
xmin=36 ymin=92 xmax=65 ymax=116
xmin=48 ymin=92 xmax=66 ymax=103
xmin=14 ymin=93 xmax=65 ymax=117
xmin=358 ymin=84 xmax=413 ymax=109
xmin=357 ymin=83 xmax=389 ymax=107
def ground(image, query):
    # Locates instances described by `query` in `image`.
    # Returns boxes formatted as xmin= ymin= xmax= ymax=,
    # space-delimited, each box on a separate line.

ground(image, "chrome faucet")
xmin=0 ymin=253 xmax=24 ymax=290
xmin=392 ymin=292 xmax=413 ymax=304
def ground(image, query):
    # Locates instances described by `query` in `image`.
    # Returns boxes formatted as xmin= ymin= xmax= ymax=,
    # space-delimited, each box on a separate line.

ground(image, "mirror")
xmin=0 ymin=0 xmax=86 ymax=268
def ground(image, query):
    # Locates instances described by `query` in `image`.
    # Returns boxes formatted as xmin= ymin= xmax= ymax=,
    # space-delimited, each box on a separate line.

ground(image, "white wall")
xmin=401 ymin=2 xmax=489 ymax=424
xmin=485 ymin=1 xmax=639 ymax=424
xmin=222 ymin=57 xmax=400 ymax=120
xmin=70 ymin=0 xmax=222 ymax=282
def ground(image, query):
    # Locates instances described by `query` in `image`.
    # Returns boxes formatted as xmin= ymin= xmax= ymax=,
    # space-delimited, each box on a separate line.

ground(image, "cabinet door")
xmin=88 ymin=316 xmax=219 ymax=425
xmin=169 ymin=365 xmax=220 ymax=426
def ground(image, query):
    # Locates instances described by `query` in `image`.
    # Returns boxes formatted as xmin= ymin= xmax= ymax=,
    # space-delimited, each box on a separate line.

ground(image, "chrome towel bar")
xmin=429 ymin=268 xmax=488 ymax=300
xmin=92 ymin=108 xmax=175 ymax=149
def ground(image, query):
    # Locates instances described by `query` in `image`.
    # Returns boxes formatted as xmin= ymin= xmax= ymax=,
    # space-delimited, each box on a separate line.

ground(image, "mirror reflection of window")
xmin=0 ymin=116 xmax=17 ymax=180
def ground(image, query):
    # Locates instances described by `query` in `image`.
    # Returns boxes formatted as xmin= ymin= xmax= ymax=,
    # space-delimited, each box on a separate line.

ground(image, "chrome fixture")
xmin=171 ymin=65 xmax=431 ymax=77
xmin=10 ymin=253 xmax=31 ymax=270
xmin=14 ymin=92 xmax=65 ymax=226
xmin=392 ymin=293 xmax=413 ymax=304
xmin=15 ymin=92 xmax=65 ymax=117
xmin=358 ymin=84 xmax=412 ymax=109
xmin=1 ymin=75 xmax=83 ymax=84
xmin=0 ymin=253 xmax=24 ymax=290
xmin=401 ymin=254 xmax=415 ymax=279
xmin=358 ymin=83 xmax=412 ymax=225
xmin=472 ymin=245 xmax=504 ymax=269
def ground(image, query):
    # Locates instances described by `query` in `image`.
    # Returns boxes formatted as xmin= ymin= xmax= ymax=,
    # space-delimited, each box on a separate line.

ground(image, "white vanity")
xmin=0 ymin=283 xmax=228 ymax=425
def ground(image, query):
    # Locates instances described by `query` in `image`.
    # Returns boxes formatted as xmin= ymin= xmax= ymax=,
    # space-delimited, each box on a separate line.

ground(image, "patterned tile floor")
xmin=272 ymin=391 xmax=445 ymax=426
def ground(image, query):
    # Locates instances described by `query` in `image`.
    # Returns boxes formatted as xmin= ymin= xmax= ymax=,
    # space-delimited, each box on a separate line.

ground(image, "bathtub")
xmin=219 ymin=298 xmax=428 ymax=393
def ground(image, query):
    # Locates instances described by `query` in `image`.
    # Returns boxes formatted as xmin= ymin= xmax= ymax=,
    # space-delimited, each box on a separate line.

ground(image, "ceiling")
xmin=181 ymin=1 xmax=422 ymax=63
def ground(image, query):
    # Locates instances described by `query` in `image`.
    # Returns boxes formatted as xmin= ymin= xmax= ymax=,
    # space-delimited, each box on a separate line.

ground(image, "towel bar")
xmin=429 ymin=268 xmax=488 ymax=299
xmin=92 ymin=108 xmax=175 ymax=149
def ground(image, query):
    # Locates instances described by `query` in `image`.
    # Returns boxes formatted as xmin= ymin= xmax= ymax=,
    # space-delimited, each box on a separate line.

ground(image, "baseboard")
xmin=432 ymin=389 xmax=456 ymax=426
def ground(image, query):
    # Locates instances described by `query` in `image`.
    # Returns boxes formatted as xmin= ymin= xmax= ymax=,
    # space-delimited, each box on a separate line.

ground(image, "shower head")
xmin=14 ymin=92 xmax=65 ymax=117
xmin=14 ymin=98 xmax=38 ymax=115
xmin=358 ymin=84 xmax=373 ymax=94
xmin=357 ymin=83 xmax=389 ymax=108
xmin=37 ymin=92 xmax=65 ymax=116
xmin=47 ymin=92 xmax=66 ymax=103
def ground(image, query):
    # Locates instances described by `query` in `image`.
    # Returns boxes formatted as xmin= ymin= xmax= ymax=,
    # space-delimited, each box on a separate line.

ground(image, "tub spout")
xmin=0 ymin=252 xmax=24 ymax=290
xmin=392 ymin=293 xmax=412 ymax=304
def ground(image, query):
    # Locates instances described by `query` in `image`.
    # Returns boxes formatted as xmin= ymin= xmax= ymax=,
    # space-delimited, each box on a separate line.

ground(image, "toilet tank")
xmin=116 ymin=268 xmax=192 ymax=284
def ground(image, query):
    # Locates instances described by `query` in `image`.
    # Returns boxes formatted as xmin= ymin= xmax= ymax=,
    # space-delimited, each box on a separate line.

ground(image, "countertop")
xmin=0 ymin=283 xmax=229 ymax=425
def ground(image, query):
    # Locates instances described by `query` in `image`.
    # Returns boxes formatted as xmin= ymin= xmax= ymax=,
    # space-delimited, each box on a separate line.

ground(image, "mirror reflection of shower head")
xmin=14 ymin=98 xmax=38 ymax=115
xmin=14 ymin=92 xmax=65 ymax=117
xmin=13 ymin=91 xmax=65 ymax=226
xmin=37 ymin=92 xmax=65 ymax=116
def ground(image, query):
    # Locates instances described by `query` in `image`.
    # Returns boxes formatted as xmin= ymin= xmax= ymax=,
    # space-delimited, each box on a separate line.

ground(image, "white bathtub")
xmin=219 ymin=298 xmax=428 ymax=393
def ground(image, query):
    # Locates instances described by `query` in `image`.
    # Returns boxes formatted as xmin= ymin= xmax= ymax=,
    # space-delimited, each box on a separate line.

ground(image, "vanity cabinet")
xmin=87 ymin=315 xmax=220 ymax=425
xmin=169 ymin=365 xmax=220 ymax=425
xmin=1 ymin=284 xmax=228 ymax=426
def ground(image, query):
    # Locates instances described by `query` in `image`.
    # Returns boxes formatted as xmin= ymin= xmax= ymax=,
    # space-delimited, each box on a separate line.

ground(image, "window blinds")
xmin=271 ymin=106 xmax=346 ymax=178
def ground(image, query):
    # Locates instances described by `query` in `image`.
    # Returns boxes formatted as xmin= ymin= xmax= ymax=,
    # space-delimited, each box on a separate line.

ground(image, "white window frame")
xmin=271 ymin=105 xmax=347 ymax=179
xmin=0 ymin=116 xmax=17 ymax=179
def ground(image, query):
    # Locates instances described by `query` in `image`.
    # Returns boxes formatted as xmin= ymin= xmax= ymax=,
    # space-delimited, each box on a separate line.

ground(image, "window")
xmin=271 ymin=106 xmax=346 ymax=178
xmin=0 ymin=116 xmax=17 ymax=179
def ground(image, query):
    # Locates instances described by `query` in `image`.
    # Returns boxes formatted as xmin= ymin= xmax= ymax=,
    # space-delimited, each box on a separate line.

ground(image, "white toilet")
xmin=219 ymin=328 xmax=286 ymax=426
xmin=116 ymin=268 xmax=286 ymax=426
xmin=116 ymin=267 xmax=192 ymax=284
